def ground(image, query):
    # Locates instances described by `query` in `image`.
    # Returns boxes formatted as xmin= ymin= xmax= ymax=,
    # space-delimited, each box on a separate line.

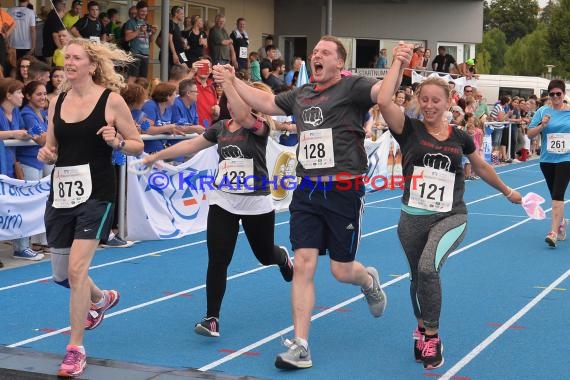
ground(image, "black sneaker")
xmin=422 ymin=336 xmax=444 ymax=370
xmin=279 ymin=246 xmax=294 ymax=282
xmin=413 ymin=328 xmax=425 ymax=363
xmin=194 ymin=317 xmax=220 ymax=337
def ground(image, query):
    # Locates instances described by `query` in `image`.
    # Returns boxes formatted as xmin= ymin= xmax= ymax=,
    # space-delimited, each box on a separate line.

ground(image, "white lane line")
xmin=439 ymin=268 xmax=570 ymax=380
xmin=198 ymin=273 xmax=410 ymax=372
xmin=0 ymin=221 xmax=288 ymax=292
xmin=4 ymin=180 xmax=551 ymax=349
xmin=7 ymin=263 xmax=275 ymax=348
xmin=468 ymin=212 xmax=528 ymax=218
xmin=7 ymin=195 xmax=542 ymax=349
xmin=0 ymin=167 xmax=538 ymax=292
xmin=196 ymin=208 xmax=559 ymax=371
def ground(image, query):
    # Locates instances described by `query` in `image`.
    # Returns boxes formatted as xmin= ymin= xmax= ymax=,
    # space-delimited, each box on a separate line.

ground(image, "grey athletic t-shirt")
xmin=275 ymin=76 xmax=376 ymax=177
xmin=392 ymin=116 xmax=476 ymax=214
xmin=203 ymin=119 xmax=270 ymax=196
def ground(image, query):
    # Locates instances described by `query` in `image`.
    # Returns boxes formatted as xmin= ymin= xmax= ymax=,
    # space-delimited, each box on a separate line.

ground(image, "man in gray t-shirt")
xmin=124 ymin=1 xmax=157 ymax=82
xmin=213 ymin=35 xmax=395 ymax=370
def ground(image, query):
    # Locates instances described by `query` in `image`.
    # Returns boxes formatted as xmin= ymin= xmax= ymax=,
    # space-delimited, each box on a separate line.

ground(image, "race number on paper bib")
xmin=299 ymin=129 xmax=335 ymax=169
xmin=408 ymin=166 xmax=455 ymax=212
xmin=546 ymin=133 xmax=570 ymax=154
xmin=214 ymin=158 xmax=254 ymax=193
xmin=52 ymin=164 xmax=93 ymax=208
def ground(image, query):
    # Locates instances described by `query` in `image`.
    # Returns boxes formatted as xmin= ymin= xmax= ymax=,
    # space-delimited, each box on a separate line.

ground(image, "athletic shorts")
xmin=44 ymin=199 xmax=115 ymax=248
xmin=289 ymin=177 xmax=365 ymax=262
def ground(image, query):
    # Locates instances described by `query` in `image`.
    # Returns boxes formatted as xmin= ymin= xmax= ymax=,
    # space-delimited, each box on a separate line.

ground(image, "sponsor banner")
xmin=126 ymin=140 xmax=298 ymax=240
xmin=0 ymin=136 xmax=396 ymax=241
xmin=0 ymin=175 xmax=51 ymax=240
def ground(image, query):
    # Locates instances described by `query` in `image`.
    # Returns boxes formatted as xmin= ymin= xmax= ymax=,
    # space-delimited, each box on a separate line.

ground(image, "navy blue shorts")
xmin=289 ymin=178 xmax=365 ymax=262
xmin=44 ymin=199 xmax=115 ymax=248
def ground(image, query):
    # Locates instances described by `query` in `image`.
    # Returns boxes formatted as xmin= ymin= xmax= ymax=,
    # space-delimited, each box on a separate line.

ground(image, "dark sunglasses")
xmin=549 ymin=91 xmax=563 ymax=97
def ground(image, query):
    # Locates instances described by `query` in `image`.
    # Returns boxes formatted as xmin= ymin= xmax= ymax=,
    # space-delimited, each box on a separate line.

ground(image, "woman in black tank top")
xmin=37 ymin=38 xmax=143 ymax=378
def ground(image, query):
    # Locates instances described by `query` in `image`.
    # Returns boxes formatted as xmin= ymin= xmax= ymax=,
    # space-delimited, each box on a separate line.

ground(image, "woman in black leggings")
xmin=140 ymin=79 xmax=292 ymax=337
xmin=378 ymin=43 xmax=521 ymax=371
xmin=528 ymin=79 xmax=570 ymax=248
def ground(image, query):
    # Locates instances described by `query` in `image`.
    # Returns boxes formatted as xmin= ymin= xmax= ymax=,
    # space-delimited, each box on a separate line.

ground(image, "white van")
xmin=475 ymin=74 xmax=569 ymax=105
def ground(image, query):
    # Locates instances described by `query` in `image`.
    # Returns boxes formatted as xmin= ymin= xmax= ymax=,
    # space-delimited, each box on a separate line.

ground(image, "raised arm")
xmin=218 ymin=66 xmax=266 ymax=136
xmin=376 ymin=43 xmax=412 ymax=135
xmin=212 ymin=64 xmax=285 ymax=116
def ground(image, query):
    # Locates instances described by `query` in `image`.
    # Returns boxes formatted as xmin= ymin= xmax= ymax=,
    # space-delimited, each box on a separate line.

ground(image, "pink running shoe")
xmin=422 ymin=336 xmax=444 ymax=370
xmin=58 ymin=345 xmax=86 ymax=377
xmin=85 ymin=290 xmax=120 ymax=330
xmin=545 ymin=231 xmax=557 ymax=248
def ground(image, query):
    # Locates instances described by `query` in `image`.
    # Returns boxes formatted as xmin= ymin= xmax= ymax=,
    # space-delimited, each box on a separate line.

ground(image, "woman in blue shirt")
xmin=140 ymin=82 xmax=184 ymax=153
xmin=0 ymin=78 xmax=44 ymax=261
xmin=20 ymin=81 xmax=51 ymax=252
xmin=528 ymin=79 xmax=570 ymax=248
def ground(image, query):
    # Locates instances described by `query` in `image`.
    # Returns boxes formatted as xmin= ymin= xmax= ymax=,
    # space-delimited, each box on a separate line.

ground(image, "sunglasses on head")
xmin=549 ymin=91 xmax=563 ymax=97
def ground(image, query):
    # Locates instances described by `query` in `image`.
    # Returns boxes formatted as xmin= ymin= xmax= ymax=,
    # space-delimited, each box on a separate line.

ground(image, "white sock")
xmin=295 ymin=337 xmax=308 ymax=350
xmin=68 ymin=345 xmax=86 ymax=355
xmin=93 ymin=291 xmax=107 ymax=308
xmin=364 ymin=274 xmax=374 ymax=291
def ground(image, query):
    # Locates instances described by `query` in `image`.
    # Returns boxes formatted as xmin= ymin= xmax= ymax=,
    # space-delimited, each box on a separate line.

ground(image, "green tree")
xmin=486 ymin=0 xmax=539 ymax=44
xmin=546 ymin=0 xmax=570 ymax=78
xmin=503 ymin=24 xmax=551 ymax=76
xmin=476 ymin=28 xmax=507 ymax=74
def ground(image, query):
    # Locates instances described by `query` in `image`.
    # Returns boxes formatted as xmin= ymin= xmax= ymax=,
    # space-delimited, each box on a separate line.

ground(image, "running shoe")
xmin=545 ymin=231 xmax=557 ymax=248
xmin=101 ymin=236 xmax=135 ymax=248
xmin=194 ymin=316 xmax=220 ymax=337
xmin=85 ymin=290 xmax=120 ymax=330
xmin=361 ymin=267 xmax=387 ymax=318
xmin=558 ymin=218 xmax=568 ymax=241
xmin=58 ymin=345 xmax=86 ymax=378
xmin=12 ymin=247 xmax=44 ymax=261
xmin=275 ymin=338 xmax=312 ymax=369
xmin=413 ymin=327 xmax=425 ymax=363
xmin=279 ymin=246 xmax=294 ymax=282
xmin=422 ymin=336 xmax=444 ymax=370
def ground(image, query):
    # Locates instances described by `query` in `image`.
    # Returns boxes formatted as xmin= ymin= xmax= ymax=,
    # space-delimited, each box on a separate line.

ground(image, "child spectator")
xmin=249 ymin=51 xmax=261 ymax=82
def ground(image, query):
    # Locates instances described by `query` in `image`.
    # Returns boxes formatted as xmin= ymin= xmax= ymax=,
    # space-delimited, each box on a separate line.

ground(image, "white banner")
xmin=125 ymin=139 xmax=299 ymax=240
xmin=0 ymin=136 xmax=396 ymax=241
xmin=126 ymin=146 xmax=219 ymax=241
xmin=0 ymin=175 xmax=50 ymax=240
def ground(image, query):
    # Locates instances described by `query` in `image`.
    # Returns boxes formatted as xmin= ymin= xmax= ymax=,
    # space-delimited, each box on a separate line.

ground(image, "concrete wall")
xmin=275 ymin=0 xmax=483 ymax=61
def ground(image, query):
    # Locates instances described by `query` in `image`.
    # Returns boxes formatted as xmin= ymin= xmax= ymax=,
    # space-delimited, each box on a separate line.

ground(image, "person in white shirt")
xmin=8 ymin=0 xmax=36 ymax=60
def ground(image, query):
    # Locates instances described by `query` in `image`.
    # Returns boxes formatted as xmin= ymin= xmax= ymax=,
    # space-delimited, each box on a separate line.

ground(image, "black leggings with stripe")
xmin=205 ymin=205 xmax=285 ymax=318
xmin=397 ymin=211 xmax=468 ymax=330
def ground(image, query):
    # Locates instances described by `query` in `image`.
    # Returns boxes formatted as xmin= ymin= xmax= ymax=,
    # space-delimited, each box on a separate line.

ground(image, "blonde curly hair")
xmin=60 ymin=38 xmax=135 ymax=94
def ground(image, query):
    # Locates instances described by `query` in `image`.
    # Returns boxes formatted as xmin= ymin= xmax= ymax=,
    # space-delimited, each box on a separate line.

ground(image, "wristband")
xmin=250 ymin=118 xmax=263 ymax=132
xmin=505 ymin=187 xmax=513 ymax=197
xmin=115 ymin=139 xmax=126 ymax=150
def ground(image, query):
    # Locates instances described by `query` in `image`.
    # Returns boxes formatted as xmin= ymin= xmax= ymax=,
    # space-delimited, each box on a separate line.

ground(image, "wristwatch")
xmin=116 ymin=139 xmax=126 ymax=150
